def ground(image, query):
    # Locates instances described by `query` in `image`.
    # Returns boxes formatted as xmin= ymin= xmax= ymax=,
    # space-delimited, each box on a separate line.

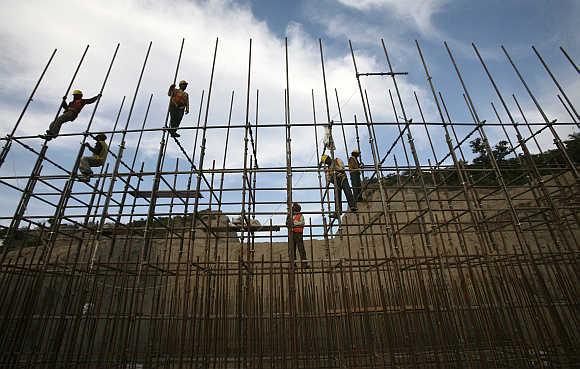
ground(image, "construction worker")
xmin=321 ymin=154 xmax=357 ymax=214
xmin=78 ymin=134 xmax=108 ymax=182
xmin=40 ymin=90 xmax=101 ymax=140
xmin=288 ymin=202 xmax=309 ymax=268
xmin=167 ymin=80 xmax=189 ymax=137
xmin=348 ymin=148 xmax=363 ymax=202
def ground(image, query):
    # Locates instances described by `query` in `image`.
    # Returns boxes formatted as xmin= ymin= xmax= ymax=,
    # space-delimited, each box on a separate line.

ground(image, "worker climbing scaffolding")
xmin=321 ymin=154 xmax=357 ymax=216
xmin=40 ymin=90 xmax=101 ymax=140
xmin=167 ymin=80 xmax=189 ymax=137
xmin=78 ymin=134 xmax=108 ymax=182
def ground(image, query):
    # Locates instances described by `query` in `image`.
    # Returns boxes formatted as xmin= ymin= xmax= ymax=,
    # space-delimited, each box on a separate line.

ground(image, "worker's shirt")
xmin=325 ymin=158 xmax=346 ymax=184
xmin=62 ymin=96 xmax=99 ymax=115
xmin=292 ymin=213 xmax=305 ymax=233
xmin=168 ymin=86 xmax=189 ymax=110
xmin=348 ymin=156 xmax=361 ymax=173
xmin=88 ymin=141 xmax=108 ymax=162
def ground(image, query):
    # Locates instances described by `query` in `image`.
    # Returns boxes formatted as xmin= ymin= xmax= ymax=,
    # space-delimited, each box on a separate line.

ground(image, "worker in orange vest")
xmin=289 ymin=202 xmax=309 ymax=268
xmin=167 ymin=80 xmax=190 ymax=137
xmin=40 ymin=90 xmax=101 ymax=140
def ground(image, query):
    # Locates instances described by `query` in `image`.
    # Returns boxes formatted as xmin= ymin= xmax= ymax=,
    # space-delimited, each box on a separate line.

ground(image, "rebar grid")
xmin=0 ymin=38 xmax=578 ymax=368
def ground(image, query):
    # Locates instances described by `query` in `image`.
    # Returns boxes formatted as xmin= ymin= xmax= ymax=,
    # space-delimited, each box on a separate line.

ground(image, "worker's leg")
xmin=333 ymin=179 xmax=343 ymax=213
xmin=340 ymin=176 xmax=356 ymax=210
xmin=168 ymin=105 xmax=184 ymax=135
xmin=87 ymin=157 xmax=104 ymax=168
xmin=290 ymin=232 xmax=298 ymax=262
xmin=46 ymin=111 xmax=76 ymax=137
xmin=351 ymin=172 xmax=361 ymax=202
xmin=79 ymin=157 xmax=92 ymax=175
xmin=296 ymin=233 xmax=307 ymax=261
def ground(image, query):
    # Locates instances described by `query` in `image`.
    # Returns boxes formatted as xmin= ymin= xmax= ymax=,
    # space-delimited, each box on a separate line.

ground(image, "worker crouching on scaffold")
xmin=78 ymin=134 xmax=108 ymax=182
xmin=167 ymin=80 xmax=189 ymax=137
xmin=288 ymin=202 xmax=309 ymax=268
xmin=40 ymin=90 xmax=101 ymax=140
xmin=321 ymin=154 xmax=357 ymax=216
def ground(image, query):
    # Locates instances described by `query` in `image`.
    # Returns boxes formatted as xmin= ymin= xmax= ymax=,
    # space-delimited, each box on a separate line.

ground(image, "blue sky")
xmin=0 ymin=0 xmax=578 ymax=236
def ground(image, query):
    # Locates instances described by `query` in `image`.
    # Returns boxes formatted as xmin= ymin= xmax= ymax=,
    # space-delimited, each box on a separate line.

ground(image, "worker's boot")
xmin=79 ymin=170 xmax=92 ymax=182
xmin=39 ymin=132 xmax=56 ymax=141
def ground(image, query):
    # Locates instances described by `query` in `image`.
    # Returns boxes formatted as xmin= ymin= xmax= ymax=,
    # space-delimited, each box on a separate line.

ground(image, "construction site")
xmin=0 ymin=37 xmax=578 ymax=369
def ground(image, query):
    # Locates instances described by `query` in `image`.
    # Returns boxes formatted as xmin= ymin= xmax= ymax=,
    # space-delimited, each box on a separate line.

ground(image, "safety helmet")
xmin=292 ymin=202 xmax=301 ymax=211
xmin=72 ymin=89 xmax=83 ymax=96
xmin=179 ymin=80 xmax=188 ymax=86
xmin=320 ymin=154 xmax=329 ymax=165
xmin=96 ymin=134 xmax=107 ymax=141
xmin=351 ymin=148 xmax=360 ymax=155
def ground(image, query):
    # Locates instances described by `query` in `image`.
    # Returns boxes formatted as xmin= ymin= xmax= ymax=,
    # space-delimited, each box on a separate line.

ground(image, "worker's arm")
xmin=60 ymin=99 xmax=68 ymax=110
xmin=168 ymin=84 xmax=175 ymax=97
xmin=84 ymin=94 xmax=101 ymax=104
xmin=91 ymin=141 xmax=103 ymax=154
xmin=84 ymin=141 xmax=101 ymax=154
xmin=293 ymin=214 xmax=305 ymax=227
xmin=335 ymin=158 xmax=345 ymax=171
xmin=185 ymin=93 xmax=190 ymax=114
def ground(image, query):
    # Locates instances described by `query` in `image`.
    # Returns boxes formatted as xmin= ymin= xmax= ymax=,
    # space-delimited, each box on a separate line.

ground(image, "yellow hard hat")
xmin=179 ymin=80 xmax=188 ymax=85
xmin=320 ymin=154 xmax=329 ymax=164
xmin=351 ymin=148 xmax=360 ymax=155
xmin=72 ymin=89 xmax=83 ymax=96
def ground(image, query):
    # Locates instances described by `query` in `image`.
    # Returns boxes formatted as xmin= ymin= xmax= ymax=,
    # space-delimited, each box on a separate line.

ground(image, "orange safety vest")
xmin=292 ymin=213 xmax=304 ymax=233
xmin=171 ymin=89 xmax=188 ymax=108
xmin=67 ymin=99 xmax=85 ymax=114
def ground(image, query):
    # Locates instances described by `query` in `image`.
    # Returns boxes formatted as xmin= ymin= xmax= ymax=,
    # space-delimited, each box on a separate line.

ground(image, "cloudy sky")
xmin=0 ymin=0 xmax=578 ymax=234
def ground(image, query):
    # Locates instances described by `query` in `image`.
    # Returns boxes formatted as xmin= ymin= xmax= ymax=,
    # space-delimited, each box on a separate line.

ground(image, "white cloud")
xmin=1 ymin=0 xmax=425 ymax=226
xmin=336 ymin=0 xmax=449 ymax=37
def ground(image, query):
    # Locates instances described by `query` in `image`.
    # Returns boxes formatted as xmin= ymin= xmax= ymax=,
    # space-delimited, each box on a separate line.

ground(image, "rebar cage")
xmin=0 ymin=38 xmax=578 ymax=368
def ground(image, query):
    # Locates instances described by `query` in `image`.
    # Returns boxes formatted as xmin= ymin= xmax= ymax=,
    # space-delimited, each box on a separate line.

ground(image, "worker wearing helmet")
xmin=78 ymin=134 xmax=108 ymax=182
xmin=167 ymin=80 xmax=190 ymax=137
xmin=320 ymin=154 xmax=357 ymax=214
xmin=288 ymin=202 xmax=309 ymax=268
xmin=348 ymin=148 xmax=364 ymax=202
xmin=41 ymin=90 xmax=101 ymax=140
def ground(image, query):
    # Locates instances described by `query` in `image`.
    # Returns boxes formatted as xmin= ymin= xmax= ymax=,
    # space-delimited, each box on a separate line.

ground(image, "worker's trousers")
xmin=350 ymin=171 xmax=362 ymax=202
xmin=47 ymin=111 xmax=77 ymax=136
xmin=79 ymin=157 xmax=104 ymax=175
xmin=290 ymin=232 xmax=307 ymax=262
xmin=169 ymin=104 xmax=185 ymax=132
xmin=331 ymin=175 xmax=356 ymax=211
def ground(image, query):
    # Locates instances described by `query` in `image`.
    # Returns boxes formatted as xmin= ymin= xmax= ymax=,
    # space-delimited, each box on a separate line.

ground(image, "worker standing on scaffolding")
xmin=78 ymin=134 xmax=108 ymax=182
xmin=167 ymin=80 xmax=189 ymax=138
xmin=348 ymin=148 xmax=363 ymax=202
xmin=40 ymin=90 xmax=101 ymax=140
xmin=321 ymin=154 xmax=357 ymax=215
xmin=288 ymin=202 xmax=309 ymax=268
